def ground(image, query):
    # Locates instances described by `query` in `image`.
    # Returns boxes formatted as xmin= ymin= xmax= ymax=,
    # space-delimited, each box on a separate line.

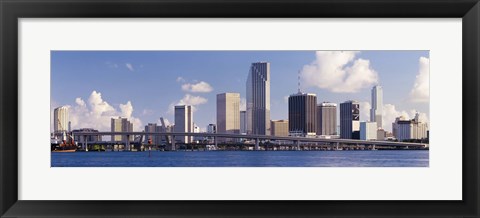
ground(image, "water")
xmin=51 ymin=150 xmax=429 ymax=167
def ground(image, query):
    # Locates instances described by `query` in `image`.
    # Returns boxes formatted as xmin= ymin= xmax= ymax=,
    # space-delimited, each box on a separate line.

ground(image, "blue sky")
xmin=51 ymin=50 xmax=429 ymax=132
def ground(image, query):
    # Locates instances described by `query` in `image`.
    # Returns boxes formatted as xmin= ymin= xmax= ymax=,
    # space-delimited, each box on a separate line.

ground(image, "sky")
xmin=51 ymin=50 xmax=429 ymax=133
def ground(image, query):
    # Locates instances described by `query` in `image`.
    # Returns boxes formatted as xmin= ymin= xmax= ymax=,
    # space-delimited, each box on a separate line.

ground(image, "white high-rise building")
xmin=53 ymin=106 xmax=69 ymax=133
xmin=370 ymin=85 xmax=383 ymax=129
xmin=216 ymin=93 xmax=240 ymax=134
xmin=246 ymin=62 xmax=271 ymax=135
xmin=174 ymin=105 xmax=193 ymax=143
xmin=360 ymin=121 xmax=378 ymax=140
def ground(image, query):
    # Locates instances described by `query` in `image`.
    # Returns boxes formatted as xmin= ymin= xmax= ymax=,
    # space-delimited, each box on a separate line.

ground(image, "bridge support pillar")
xmin=171 ymin=136 xmax=176 ymax=151
xmin=336 ymin=143 xmax=339 ymax=151
xmin=372 ymin=144 xmax=376 ymax=150
xmin=214 ymin=136 xmax=218 ymax=149
xmin=255 ymin=138 xmax=259 ymax=151
xmin=125 ymin=135 xmax=130 ymax=151
xmin=295 ymin=140 xmax=300 ymax=151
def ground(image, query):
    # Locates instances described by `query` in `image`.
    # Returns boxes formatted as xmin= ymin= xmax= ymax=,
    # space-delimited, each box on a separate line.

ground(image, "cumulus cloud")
xmin=125 ymin=63 xmax=134 ymax=72
xmin=176 ymin=77 xmax=185 ymax=82
xmin=381 ymin=104 xmax=428 ymax=132
xmin=181 ymin=81 xmax=213 ymax=93
xmin=67 ymin=91 xmax=143 ymax=131
xmin=300 ymin=51 xmax=378 ymax=93
xmin=360 ymin=101 xmax=371 ymax=122
xmin=167 ymin=94 xmax=208 ymax=114
xmin=410 ymin=57 xmax=430 ymax=103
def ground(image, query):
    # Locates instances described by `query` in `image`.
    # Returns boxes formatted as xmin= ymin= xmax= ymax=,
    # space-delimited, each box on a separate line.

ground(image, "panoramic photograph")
xmin=50 ymin=50 xmax=429 ymax=167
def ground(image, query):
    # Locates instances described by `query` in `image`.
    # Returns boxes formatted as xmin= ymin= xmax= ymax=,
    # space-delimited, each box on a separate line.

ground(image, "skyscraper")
xmin=111 ymin=117 xmax=133 ymax=142
xmin=246 ymin=62 xmax=271 ymax=135
xmin=340 ymin=100 xmax=360 ymax=139
xmin=317 ymin=102 xmax=337 ymax=136
xmin=53 ymin=106 xmax=69 ymax=133
xmin=174 ymin=105 xmax=193 ymax=143
xmin=370 ymin=85 xmax=383 ymax=129
xmin=144 ymin=123 xmax=159 ymax=145
xmin=240 ymin=110 xmax=247 ymax=134
xmin=271 ymin=120 xmax=289 ymax=137
xmin=216 ymin=93 xmax=240 ymax=134
xmin=288 ymin=93 xmax=317 ymax=137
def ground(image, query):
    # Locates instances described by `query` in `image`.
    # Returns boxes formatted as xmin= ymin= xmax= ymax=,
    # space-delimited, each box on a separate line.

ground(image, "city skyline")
xmin=51 ymin=51 xmax=429 ymax=133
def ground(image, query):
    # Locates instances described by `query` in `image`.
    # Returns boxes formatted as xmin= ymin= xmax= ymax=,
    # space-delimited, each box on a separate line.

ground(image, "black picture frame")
xmin=1 ymin=0 xmax=479 ymax=217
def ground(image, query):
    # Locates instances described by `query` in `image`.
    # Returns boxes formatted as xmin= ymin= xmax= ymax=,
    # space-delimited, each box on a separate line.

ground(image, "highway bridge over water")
xmin=71 ymin=132 xmax=428 ymax=151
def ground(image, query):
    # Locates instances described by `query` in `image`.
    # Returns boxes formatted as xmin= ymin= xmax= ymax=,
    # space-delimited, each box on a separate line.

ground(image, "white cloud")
xmin=176 ymin=77 xmax=185 ymax=82
xmin=410 ymin=57 xmax=430 ymax=103
xmin=300 ymin=51 xmax=378 ymax=93
xmin=181 ymin=81 xmax=213 ymax=93
xmin=381 ymin=104 xmax=428 ymax=132
xmin=125 ymin=63 xmax=134 ymax=72
xmin=67 ymin=91 xmax=143 ymax=131
xmin=360 ymin=101 xmax=371 ymax=122
xmin=167 ymin=94 xmax=208 ymax=114
xmin=382 ymin=104 xmax=410 ymax=132
xmin=283 ymin=96 xmax=289 ymax=104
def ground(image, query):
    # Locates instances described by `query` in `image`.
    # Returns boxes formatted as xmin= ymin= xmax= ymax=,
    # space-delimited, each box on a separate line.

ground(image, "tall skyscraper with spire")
xmin=246 ymin=62 xmax=271 ymax=135
xmin=370 ymin=85 xmax=383 ymax=129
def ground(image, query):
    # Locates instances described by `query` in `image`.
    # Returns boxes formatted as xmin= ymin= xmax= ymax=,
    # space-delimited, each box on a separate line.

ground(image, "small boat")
xmin=52 ymin=131 xmax=77 ymax=152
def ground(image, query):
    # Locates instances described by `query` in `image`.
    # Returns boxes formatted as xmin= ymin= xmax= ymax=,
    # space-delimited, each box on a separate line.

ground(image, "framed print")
xmin=1 ymin=0 xmax=479 ymax=217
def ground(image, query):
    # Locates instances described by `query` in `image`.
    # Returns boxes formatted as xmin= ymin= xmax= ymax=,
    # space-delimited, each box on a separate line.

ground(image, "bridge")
xmin=71 ymin=132 xmax=428 ymax=151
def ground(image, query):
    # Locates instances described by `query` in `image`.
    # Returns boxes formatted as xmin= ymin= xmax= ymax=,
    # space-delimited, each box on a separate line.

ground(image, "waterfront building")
xmin=240 ymin=111 xmax=247 ymax=134
xmin=207 ymin=124 xmax=216 ymax=134
xmin=392 ymin=113 xmax=429 ymax=142
xmin=53 ymin=106 xmax=69 ymax=134
xmin=144 ymin=123 xmax=161 ymax=145
xmin=317 ymin=102 xmax=337 ymax=136
xmin=206 ymin=123 xmax=216 ymax=143
xmin=72 ymin=128 xmax=101 ymax=143
xmin=377 ymin=129 xmax=386 ymax=140
xmin=174 ymin=105 xmax=193 ymax=143
xmin=288 ymin=93 xmax=317 ymax=137
xmin=360 ymin=122 xmax=377 ymax=140
xmin=340 ymin=100 xmax=360 ymax=139
xmin=193 ymin=123 xmax=202 ymax=142
xmin=246 ymin=62 xmax=271 ymax=135
xmin=270 ymin=120 xmax=289 ymax=137
xmin=370 ymin=85 xmax=383 ymax=129
xmin=216 ymin=93 xmax=240 ymax=134
xmin=111 ymin=117 xmax=133 ymax=142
